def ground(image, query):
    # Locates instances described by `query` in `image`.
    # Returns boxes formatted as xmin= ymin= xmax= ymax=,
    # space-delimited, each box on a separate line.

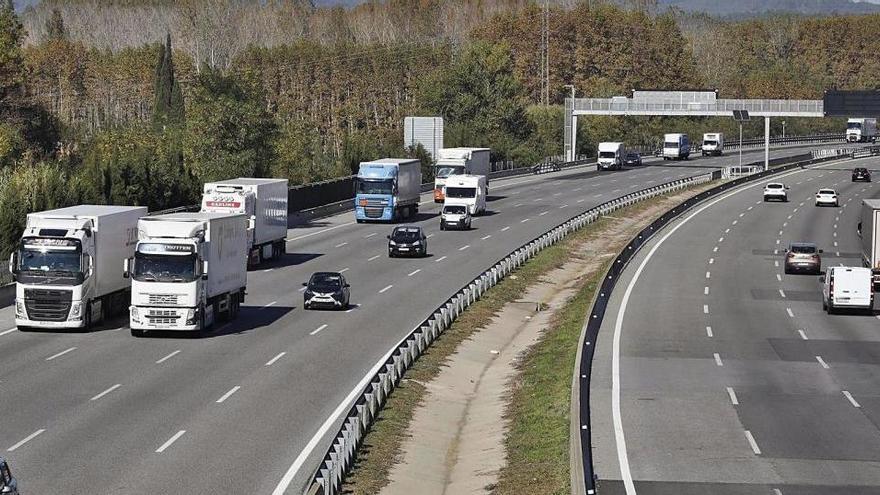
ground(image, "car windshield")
xmin=357 ymin=179 xmax=393 ymax=195
xmin=818 ymin=189 xmax=835 ymax=194
xmin=446 ymin=187 xmax=476 ymax=198
xmin=392 ymin=228 xmax=421 ymax=242
xmin=435 ymin=166 xmax=464 ymax=178
xmin=767 ymin=184 xmax=783 ymax=189
xmin=310 ymin=273 xmax=342 ymax=291
xmin=704 ymin=140 xmax=718 ymax=146
xmin=790 ymin=245 xmax=816 ymax=254
xmin=444 ymin=205 xmax=467 ymax=215
xmin=133 ymin=253 xmax=198 ymax=283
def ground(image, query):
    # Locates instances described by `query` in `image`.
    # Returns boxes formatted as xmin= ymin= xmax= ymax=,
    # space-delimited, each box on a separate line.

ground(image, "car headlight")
xmin=15 ymin=299 xmax=25 ymax=318
xmin=412 ymin=240 xmax=421 ymax=246
xmin=70 ymin=301 xmax=82 ymax=319
xmin=389 ymin=240 xmax=397 ymax=246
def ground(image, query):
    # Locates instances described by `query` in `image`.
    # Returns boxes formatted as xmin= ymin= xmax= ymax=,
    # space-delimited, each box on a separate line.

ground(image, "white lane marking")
xmin=775 ymin=261 xmax=779 ymax=268
xmin=709 ymin=258 xmax=714 ymax=264
xmin=521 ymin=218 xmax=530 ymax=223
xmin=706 ymin=326 xmax=713 ymax=337
xmin=574 ymin=187 xmax=583 ymax=192
xmin=156 ymin=430 xmax=186 ymax=453
xmin=539 ymin=211 xmax=550 ymax=216
xmin=798 ymin=329 xmax=808 ymax=340
xmin=779 ymin=289 xmax=786 ymax=298
xmin=216 ymin=386 xmax=241 ymax=404
xmin=816 ymin=356 xmax=830 ymax=369
xmin=747 ymin=206 xmax=753 ymax=211
xmin=705 ymin=271 xmax=711 ymax=279
xmin=725 ymin=228 xmax=730 ymax=234
xmin=0 ymin=328 xmax=16 ymax=336
xmin=732 ymin=220 xmax=738 ymax=225
xmin=156 ymin=350 xmax=181 ymax=364
xmin=739 ymin=213 xmax=745 ymax=218
xmin=776 ymin=239 xmax=780 ymax=245
xmin=726 ymin=387 xmax=739 ymax=405
xmin=364 ymin=232 xmax=376 ymax=238
xmin=335 ymin=242 xmax=348 ymax=248
xmin=833 ymin=232 xmax=837 ymax=238
xmin=263 ymin=301 xmax=278 ymax=308
xmin=787 ymin=215 xmax=792 ymax=219
xmin=560 ymin=204 xmax=569 ymax=209
xmin=459 ymin=245 xmax=470 ymax=251
xmin=778 ymin=230 xmax=784 ymax=236
xmin=842 ymin=391 xmax=861 ymax=408
xmin=368 ymin=255 xmax=380 ymax=262
xmin=834 ymin=241 xmax=838 ymax=247
xmin=718 ymin=237 xmax=725 ymax=243
xmin=704 ymin=286 xmax=709 ymax=295
xmin=773 ymin=249 xmax=778 ymax=255
xmin=310 ymin=324 xmax=328 ymax=336
xmin=435 ymin=256 xmax=447 ymax=263
xmin=501 ymin=226 xmax=511 ymax=232
xmin=338 ymin=268 xmax=350 ymax=274
xmin=744 ymin=430 xmax=762 ymax=455
xmin=776 ymin=274 xmax=782 ymax=282
xmin=263 ymin=268 xmax=275 ymax=273
xmin=481 ymin=235 xmax=492 ymax=240
xmin=714 ymin=353 xmax=723 ymax=366
xmin=90 ymin=384 xmax=122 ymax=402
xmin=793 ymin=208 xmax=798 ymax=213
xmin=834 ymin=224 xmax=838 ymax=229
xmin=379 ymin=285 xmax=393 ymax=294
xmin=265 ymin=352 xmax=286 ymax=366
xmin=553 ymin=192 xmax=562 ymax=196
xmin=289 ymin=222 xmax=355 ymax=241
xmin=835 ymin=216 xmax=839 ymax=221
xmin=298 ymin=287 xmax=307 ymax=292
xmin=8 ymin=429 xmax=45 ymax=452
xmin=46 ymin=347 xmax=76 ymax=361
xmin=514 ymin=203 xmax=523 ymax=207
xmin=577 ymin=199 xmax=586 ymax=203
xmin=782 ymin=222 xmax=787 ymax=227
xmin=408 ymin=269 xmax=421 ymax=277
xmin=713 ymin=246 xmax=719 ymax=253
xmin=426 ymin=233 xmax=435 ymax=239
xmin=703 ymin=304 xmax=709 ymax=314
xmin=786 ymin=308 xmax=794 ymax=318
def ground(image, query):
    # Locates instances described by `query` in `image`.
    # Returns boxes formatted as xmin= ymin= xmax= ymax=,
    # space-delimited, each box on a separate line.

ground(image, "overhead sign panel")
xmin=732 ymin=110 xmax=750 ymax=121
xmin=824 ymin=90 xmax=880 ymax=117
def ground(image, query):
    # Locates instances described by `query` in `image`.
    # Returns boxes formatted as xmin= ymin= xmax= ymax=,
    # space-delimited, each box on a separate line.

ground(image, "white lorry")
xmin=9 ymin=205 xmax=146 ymax=330
xmin=702 ymin=133 xmax=724 ymax=156
xmin=663 ymin=133 xmax=690 ymax=160
xmin=859 ymin=199 xmax=880 ymax=289
xmin=443 ymin=174 xmax=488 ymax=215
xmin=433 ymin=148 xmax=491 ymax=203
xmin=847 ymin=118 xmax=877 ymax=143
xmin=597 ymin=142 xmax=625 ymax=171
xmin=201 ymin=178 xmax=288 ymax=266
xmin=126 ymin=212 xmax=248 ymax=336
xmin=822 ymin=266 xmax=874 ymax=314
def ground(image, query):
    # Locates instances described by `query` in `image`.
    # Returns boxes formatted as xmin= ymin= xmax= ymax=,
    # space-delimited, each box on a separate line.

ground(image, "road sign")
xmin=732 ymin=110 xmax=750 ymax=121
xmin=824 ymin=90 xmax=880 ymax=117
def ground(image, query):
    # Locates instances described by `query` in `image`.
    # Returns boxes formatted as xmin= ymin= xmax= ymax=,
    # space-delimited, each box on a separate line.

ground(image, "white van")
xmin=663 ymin=133 xmax=690 ymax=160
xmin=597 ymin=142 xmax=625 ymax=171
xmin=702 ymin=133 xmax=724 ymax=156
xmin=443 ymin=174 xmax=487 ymax=215
xmin=822 ymin=266 xmax=874 ymax=314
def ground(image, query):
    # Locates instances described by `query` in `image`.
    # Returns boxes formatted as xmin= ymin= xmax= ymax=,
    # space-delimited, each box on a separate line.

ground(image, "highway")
xmin=590 ymin=156 xmax=880 ymax=494
xmin=0 ymin=144 xmax=832 ymax=494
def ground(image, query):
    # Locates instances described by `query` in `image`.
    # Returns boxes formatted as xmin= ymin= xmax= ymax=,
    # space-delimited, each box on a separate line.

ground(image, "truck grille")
xmin=146 ymin=309 xmax=180 ymax=325
xmin=364 ymin=207 xmax=385 ymax=218
xmin=24 ymin=288 xmax=72 ymax=322
xmin=148 ymin=294 xmax=180 ymax=305
xmin=365 ymin=199 xmax=388 ymax=206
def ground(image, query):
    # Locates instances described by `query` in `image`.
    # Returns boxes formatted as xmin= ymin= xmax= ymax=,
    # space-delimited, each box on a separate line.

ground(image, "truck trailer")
xmin=354 ymin=158 xmax=422 ymax=222
xmin=433 ymin=148 xmax=491 ymax=203
xmin=9 ymin=205 xmax=146 ymax=330
xmin=860 ymin=199 xmax=880 ymax=289
xmin=126 ymin=212 xmax=248 ymax=336
xmin=201 ymin=178 xmax=289 ymax=266
xmin=847 ymin=118 xmax=877 ymax=143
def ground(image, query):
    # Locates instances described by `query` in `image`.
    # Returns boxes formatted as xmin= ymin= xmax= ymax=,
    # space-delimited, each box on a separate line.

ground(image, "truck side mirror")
xmin=819 ymin=249 xmax=824 ymax=254
xmin=202 ymin=260 xmax=209 ymax=280
xmin=84 ymin=254 xmax=93 ymax=278
xmin=8 ymin=252 xmax=16 ymax=276
xmin=123 ymin=258 xmax=131 ymax=279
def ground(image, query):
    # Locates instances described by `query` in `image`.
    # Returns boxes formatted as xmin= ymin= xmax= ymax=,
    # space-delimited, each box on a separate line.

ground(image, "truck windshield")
xmin=435 ymin=166 xmax=464 ymax=178
xmin=664 ymin=141 xmax=679 ymax=148
xmin=598 ymin=152 xmax=616 ymax=159
xmin=704 ymin=140 xmax=718 ymax=146
xmin=357 ymin=179 xmax=393 ymax=195
xmin=848 ymin=122 xmax=863 ymax=130
xmin=133 ymin=253 xmax=198 ymax=283
xmin=18 ymin=246 xmax=81 ymax=273
xmin=446 ymin=187 xmax=476 ymax=198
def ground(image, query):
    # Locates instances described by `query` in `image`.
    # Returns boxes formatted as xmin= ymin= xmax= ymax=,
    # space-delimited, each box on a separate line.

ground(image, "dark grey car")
xmin=0 ymin=458 xmax=19 ymax=495
xmin=624 ymin=152 xmax=642 ymax=166
xmin=303 ymin=272 xmax=351 ymax=310
xmin=388 ymin=226 xmax=427 ymax=258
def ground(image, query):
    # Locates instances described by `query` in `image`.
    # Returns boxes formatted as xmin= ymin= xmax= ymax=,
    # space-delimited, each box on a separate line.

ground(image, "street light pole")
xmin=782 ymin=120 xmax=786 ymax=140
xmin=564 ymin=84 xmax=576 ymax=161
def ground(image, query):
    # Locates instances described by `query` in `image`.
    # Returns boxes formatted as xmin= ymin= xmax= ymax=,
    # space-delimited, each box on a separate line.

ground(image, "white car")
xmin=815 ymin=188 xmax=839 ymax=207
xmin=763 ymin=183 xmax=788 ymax=202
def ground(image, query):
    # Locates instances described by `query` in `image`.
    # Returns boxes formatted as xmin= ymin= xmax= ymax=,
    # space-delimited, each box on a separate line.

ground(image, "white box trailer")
xmin=823 ymin=266 xmax=874 ymax=313
xmin=433 ymin=148 xmax=491 ymax=203
xmin=201 ymin=178 xmax=288 ymax=265
xmin=663 ymin=133 xmax=690 ymax=160
xmin=10 ymin=205 xmax=146 ymax=330
xmin=702 ymin=133 xmax=724 ymax=156
xmin=128 ymin=212 xmax=248 ymax=335
xmin=859 ymin=199 xmax=880 ymax=289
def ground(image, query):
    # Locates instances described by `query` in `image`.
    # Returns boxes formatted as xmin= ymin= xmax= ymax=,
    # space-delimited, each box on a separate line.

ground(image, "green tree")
xmin=0 ymin=0 xmax=24 ymax=109
xmin=153 ymin=33 xmax=184 ymax=127
xmin=46 ymin=8 xmax=65 ymax=41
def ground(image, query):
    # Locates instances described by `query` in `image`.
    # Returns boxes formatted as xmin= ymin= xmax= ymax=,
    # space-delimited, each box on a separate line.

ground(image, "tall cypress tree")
xmin=153 ymin=33 xmax=184 ymax=127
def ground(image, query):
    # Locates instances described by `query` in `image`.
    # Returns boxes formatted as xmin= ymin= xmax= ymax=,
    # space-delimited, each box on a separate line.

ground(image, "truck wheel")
xmin=83 ymin=304 xmax=92 ymax=332
xmin=356 ymin=219 xmax=364 ymax=224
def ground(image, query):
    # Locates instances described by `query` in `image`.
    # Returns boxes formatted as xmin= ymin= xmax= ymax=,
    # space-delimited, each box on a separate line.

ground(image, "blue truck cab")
xmin=355 ymin=158 xmax=422 ymax=223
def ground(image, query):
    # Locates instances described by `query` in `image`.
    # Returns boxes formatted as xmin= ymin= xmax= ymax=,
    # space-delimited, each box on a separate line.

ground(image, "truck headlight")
xmin=70 ymin=301 xmax=82 ymax=319
xmin=15 ymin=299 xmax=25 ymax=318
xmin=130 ymin=306 xmax=140 ymax=322
xmin=185 ymin=308 xmax=198 ymax=325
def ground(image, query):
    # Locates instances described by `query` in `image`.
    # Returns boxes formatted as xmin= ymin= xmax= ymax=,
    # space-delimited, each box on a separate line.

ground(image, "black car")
xmin=388 ymin=226 xmax=427 ymax=257
xmin=0 ymin=458 xmax=18 ymax=495
xmin=624 ymin=152 xmax=642 ymax=166
xmin=853 ymin=167 xmax=871 ymax=182
xmin=303 ymin=272 xmax=351 ymax=310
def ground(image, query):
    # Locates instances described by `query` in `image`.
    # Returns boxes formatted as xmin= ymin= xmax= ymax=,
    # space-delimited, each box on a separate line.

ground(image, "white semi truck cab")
xmin=847 ymin=118 xmax=877 ymax=143
xmin=9 ymin=205 xmax=145 ymax=330
xmin=127 ymin=212 xmax=248 ymax=336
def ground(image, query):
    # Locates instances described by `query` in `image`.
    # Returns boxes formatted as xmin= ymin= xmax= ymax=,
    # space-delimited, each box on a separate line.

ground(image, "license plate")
xmin=399 ymin=247 xmax=409 ymax=251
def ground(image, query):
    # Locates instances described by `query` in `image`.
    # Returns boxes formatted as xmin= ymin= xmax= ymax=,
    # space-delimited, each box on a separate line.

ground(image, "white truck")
xmin=859 ymin=199 xmax=880 ymax=289
xmin=443 ymin=174 xmax=488 ymax=215
xmin=433 ymin=148 xmax=491 ymax=203
xmin=663 ymin=133 xmax=690 ymax=160
xmin=597 ymin=142 xmax=625 ymax=170
xmin=9 ymin=205 xmax=146 ymax=330
xmin=822 ymin=266 xmax=874 ymax=314
xmin=126 ymin=212 xmax=248 ymax=336
xmin=702 ymin=133 xmax=724 ymax=156
xmin=847 ymin=118 xmax=877 ymax=143
xmin=201 ymin=178 xmax=288 ymax=266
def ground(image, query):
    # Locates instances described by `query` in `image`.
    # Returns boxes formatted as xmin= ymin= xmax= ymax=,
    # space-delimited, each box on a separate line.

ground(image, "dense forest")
xmin=1 ymin=0 xmax=876 ymax=266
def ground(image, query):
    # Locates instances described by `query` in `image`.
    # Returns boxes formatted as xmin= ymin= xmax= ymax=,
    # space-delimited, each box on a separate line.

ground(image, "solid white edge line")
xmin=155 ymin=430 xmax=186 ymax=453
xmin=0 ymin=328 xmax=16 ymax=336
xmin=265 ymin=352 xmax=286 ymax=366
xmin=310 ymin=324 xmax=328 ymax=336
xmin=90 ymin=384 xmax=122 ymax=401
xmin=744 ymin=430 xmax=762 ymax=455
xmin=156 ymin=350 xmax=181 ymax=364
xmin=216 ymin=386 xmax=241 ymax=404
xmin=7 ymin=429 xmax=45 ymax=452
xmin=842 ymin=390 xmax=861 ymax=408
xmin=726 ymin=387 xmax=739 ymax=405
xmin=45 ymin=347 xmax=77 ymax=361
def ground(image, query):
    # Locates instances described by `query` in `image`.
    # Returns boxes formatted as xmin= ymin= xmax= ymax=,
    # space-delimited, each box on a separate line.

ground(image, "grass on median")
xmin=341 ymin=185 xmax=716 ymax=495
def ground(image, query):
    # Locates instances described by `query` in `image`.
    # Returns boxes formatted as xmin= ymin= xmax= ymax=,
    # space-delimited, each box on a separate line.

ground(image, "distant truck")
xmin=355 ymin=158 xmax=422 ymax=222
xmin=822 ymin=266 xmax=874 ymax=314
xmin=443 ymin=174 xmax=488 ymax=215
xmin=702 ymin=133 xmax=724 ymax=156
xmin=433 ymin=148 xmax=491 ymax=203
xmin=9 ymin=205 xmax=146 ymax=330
xmin=126 ymin=212 xmax=248 ymax=336
xmin=597 ymin=142 xmax=625 ymax=170
xmin=847 ymin=118 xmax=877 ymax=143
xmin=859 ymin=199 xmax=880 ymax=289
xmin=663 ymin=133 xmax=690 ymax=160
xmin=201 ymin=178 xmax=289 ymax=266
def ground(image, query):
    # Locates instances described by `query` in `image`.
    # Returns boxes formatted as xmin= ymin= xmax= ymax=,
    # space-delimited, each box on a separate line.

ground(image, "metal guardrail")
xmin=573 ymin=151 xmax=847 ymax=495
xmin=851 ymin=146 xmax=880 ymax=159
xmin=301 ymin=169 xmax=718 ymax=495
